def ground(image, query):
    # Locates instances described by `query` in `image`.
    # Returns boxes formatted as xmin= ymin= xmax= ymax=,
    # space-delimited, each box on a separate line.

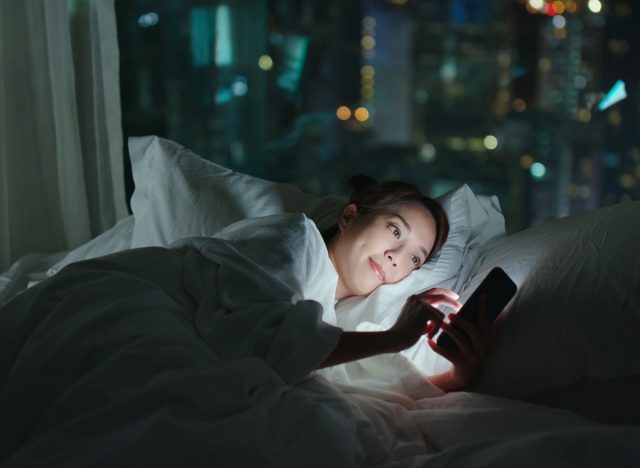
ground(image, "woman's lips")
xmin=369 ymin=258 xmax=386 ymax=282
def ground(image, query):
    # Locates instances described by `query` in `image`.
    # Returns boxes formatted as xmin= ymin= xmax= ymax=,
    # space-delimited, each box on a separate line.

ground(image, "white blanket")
xmin=0 ymin=216 xmax=351 ymax=466
xmin=1 ymin=214 xmax=638 ymax=467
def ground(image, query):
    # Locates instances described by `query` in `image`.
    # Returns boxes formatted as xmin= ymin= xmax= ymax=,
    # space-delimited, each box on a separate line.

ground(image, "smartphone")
xmin=436 ymin=267 xmax=517 ymax=352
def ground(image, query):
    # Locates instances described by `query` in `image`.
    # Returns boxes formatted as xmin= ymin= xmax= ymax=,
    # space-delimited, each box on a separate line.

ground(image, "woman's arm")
xmin=319 ymin=290 xmax=460 ymax=369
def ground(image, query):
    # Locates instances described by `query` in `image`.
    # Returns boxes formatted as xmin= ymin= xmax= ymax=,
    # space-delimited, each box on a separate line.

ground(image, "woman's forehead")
xmin=376 ymin=202 xmax=434 ymax=223
xmin=384 ymin=204 xmax=437 ymax=244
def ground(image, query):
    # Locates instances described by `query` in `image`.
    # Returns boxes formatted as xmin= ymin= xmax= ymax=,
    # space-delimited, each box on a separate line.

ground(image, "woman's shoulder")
xmin=213 ymin=213 xmax=317 ymax=241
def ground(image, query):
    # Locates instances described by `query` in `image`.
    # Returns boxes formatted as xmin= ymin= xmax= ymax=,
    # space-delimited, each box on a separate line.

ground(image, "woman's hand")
xmin=319 ymin=288 xmax=462 ymax=369
xmin=427 ymin=296 xmax=493 ymax=391
xmin=389 ymin=289 xmax=462 ymax=352
xmin=418 ymin=288 xmax=463 ymax=312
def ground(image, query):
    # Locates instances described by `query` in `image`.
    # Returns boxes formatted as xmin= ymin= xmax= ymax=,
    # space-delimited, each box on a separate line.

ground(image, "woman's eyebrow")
xmin=389 ymin=213 xmax=429 ymax=259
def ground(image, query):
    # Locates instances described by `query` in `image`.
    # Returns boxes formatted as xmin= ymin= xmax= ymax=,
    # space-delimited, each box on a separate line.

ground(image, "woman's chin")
xmin=359 ymin=282 xmax=381 ymax=297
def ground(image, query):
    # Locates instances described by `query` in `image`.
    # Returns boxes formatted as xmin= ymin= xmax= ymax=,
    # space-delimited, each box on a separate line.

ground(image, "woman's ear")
xmin=338 ymin=203 xmax=358 ymax=231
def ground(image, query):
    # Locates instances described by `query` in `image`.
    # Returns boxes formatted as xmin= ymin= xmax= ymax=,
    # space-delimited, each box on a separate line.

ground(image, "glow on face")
xmin=329 ymin=202 xmax=437 ymax=300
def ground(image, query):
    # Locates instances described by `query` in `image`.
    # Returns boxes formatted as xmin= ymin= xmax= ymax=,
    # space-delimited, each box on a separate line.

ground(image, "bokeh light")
xmin=538 ymin=57 xmax=552 ymax=72
xmin=520 ymin=154 xmax=535 ymax=169
xmin=484 ymin=135 xmax=498 ymax=150
xmin=553 ymin=1 xmax=566 ymax=15
xmin=419 ymin=143 xmax=437 ymax=163
xmin=257 ymin=55 xmax=273 ymax=71
xmin=361 ymin=65 xmax=375 ymax=77
xmin=565 ymin=0 xmax=578 ymax=14
xmin=513 ymin=98 xmax=527 ymax=112
xmin=619 ymin=174 xmax=635 ymax=189
xmin=552 ymin=15 xmax=566 ymax=29
xmin=361 ymin=36 xmax=375 ymax=50
xmin=531 ymin=162 xmax=547 ymax=178
xmin=354 ymin=107 xmax=370 ymax=122
xmin=528 ymin=0 xmax=544 ymax=11
xmin=362 ymin=16 xmax=376 ymax=28
xmin=588 ymin=0 xmax=603 ymax=14
xmin=138 ymin=12 xmax=159 ymax=28
xmin=336 ymin=106 xmax=351 ymax=121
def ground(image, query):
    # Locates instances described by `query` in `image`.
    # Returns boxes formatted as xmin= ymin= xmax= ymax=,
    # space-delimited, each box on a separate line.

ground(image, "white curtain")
xmin=0 ymin=0 xmax=127 ymax=271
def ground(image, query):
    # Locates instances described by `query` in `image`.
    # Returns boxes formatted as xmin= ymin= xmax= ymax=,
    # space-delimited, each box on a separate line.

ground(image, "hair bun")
xmin=347 ymin=174 xmax=378 ymax=198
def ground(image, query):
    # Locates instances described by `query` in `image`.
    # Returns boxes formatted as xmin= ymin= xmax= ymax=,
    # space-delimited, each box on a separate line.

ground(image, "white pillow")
xmin=464 ymin=201 xmax=640 ymax=399
xmin=129 ymin=136 xmax=344 ymax=247
xmin=127 ymin=136 xmax=506 ymax=353
xmin=128 ymin=134 xmax=505 ymax=276
xmin=43 ymin=136 xmax=507 ymax=374
xmin=46 ymin=215 xmax=135 ymax=276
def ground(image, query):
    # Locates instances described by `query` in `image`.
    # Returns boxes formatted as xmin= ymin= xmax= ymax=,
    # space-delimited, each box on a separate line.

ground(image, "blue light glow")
xmin=138 ymin=12 xmax=159 ymax=28
xmin=215 ymin=5 xmax=233 ymax=66
xmin=530 ymin=162 xmax=547 ymax=179
xmin=598 ymin=80 xmax=627 ymax=111
xmin=190 ymin=8 xmax=215 ymax=67
xmin=231 ymin=76 xmax=248 ymax=96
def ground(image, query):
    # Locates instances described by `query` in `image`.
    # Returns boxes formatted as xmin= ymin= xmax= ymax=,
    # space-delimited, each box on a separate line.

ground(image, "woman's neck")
xmin=325 ymin=232 xmax=348 ymax=301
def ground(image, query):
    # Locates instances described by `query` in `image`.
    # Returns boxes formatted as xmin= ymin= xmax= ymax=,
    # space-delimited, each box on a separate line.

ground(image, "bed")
xmin=1 ymin=136 xmax=639 ymax=467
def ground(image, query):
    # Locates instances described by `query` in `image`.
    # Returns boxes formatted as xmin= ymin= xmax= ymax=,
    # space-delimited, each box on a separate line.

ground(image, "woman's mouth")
xmin=369 ymin=258 xmax=386 ymax=282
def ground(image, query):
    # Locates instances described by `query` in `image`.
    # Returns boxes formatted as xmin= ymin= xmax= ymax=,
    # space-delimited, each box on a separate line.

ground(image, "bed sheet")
xmin=2 ymin=240 xmax=638 ymax=467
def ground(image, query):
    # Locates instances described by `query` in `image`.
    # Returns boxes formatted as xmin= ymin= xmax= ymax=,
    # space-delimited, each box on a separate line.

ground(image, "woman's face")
xmin=328 ymin=202 xmax=437 ymax=300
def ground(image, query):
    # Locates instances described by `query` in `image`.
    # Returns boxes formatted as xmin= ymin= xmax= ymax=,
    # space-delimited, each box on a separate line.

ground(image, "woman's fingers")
xmin=448 ymin=315 xmax=483 ymax=353
xmin=424 ymin=320 xmax=438 ymax=337
xmin=445 ymin=315 xmax=491 ymax=364
xmin=420 ymin=304 xmax=444 ymax=337
xmin=397 ymin=296 xmax=444 ymax=341
xmin=425 ymin=295 xmax=495 ymax=389
xmin=420 ymin=294 xmax=463 ymax=312
xmin=440 ymin=321 xmax=475 ymax=357
xmin=427 ymin=337 xmax=458 ymax=364
xmin=417 ymin=288 xmax=462 ymax=311
xmin=419 ymin=288 xmax=459 ymax=301
xmin=421 ymin=287 xmax=459 ymax=298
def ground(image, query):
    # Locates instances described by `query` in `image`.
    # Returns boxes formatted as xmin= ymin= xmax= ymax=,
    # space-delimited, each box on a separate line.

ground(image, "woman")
xmin=319 ymin=175 xmax=492 ymax=392
xmin=0 ymin=174 xmax=491 ymax=465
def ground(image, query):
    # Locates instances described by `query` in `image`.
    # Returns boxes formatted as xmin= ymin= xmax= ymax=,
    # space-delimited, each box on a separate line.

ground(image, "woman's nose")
xmin=386 ymin=253 xmax=397 ymax=268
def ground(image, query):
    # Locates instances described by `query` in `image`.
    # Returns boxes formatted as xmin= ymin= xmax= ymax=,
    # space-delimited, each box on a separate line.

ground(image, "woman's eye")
xmin=411 ymin=255 xmax=421 ymax=266
xmin=389 ymin=224 xmax=400 ymax=238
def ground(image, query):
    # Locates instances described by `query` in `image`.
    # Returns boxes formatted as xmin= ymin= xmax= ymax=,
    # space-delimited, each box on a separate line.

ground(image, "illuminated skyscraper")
xmin=409 ymin=0 xmax=523 ymax=228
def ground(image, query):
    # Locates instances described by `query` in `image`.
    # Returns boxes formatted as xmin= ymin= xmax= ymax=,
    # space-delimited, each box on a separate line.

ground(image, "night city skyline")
xmin=115 ymin=0 xmax=639 ymax=232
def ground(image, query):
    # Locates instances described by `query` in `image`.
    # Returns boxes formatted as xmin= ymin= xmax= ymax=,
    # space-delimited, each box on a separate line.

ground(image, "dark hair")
xmin=326 ymin=174 xmax=449 ymax=263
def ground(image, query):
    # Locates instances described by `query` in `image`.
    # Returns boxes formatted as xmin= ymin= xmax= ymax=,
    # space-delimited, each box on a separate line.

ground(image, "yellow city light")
xmin=336 ymin=106 xmax=351 ymax=121
xmin=520 ymin=154 xmax=534 ymax=169
xmin=528 ymin=0 xmax=544 ymax=10
xmin=361 ymin=65 xmax=375 ymax=77
xmin=484 ymin=135 xmax=499 ymax=150
xmin=588 ymin=0 xmax=602 ymax=14
xmin=553 ymin=1 xmax=565 ymax=14
xmin=361 ymin=36 xmax=376 ymax=50
xmin=257 ymin=54 xmax=273 ymax=71
xmin=354 ymin=107 xmax=370 ymax=122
